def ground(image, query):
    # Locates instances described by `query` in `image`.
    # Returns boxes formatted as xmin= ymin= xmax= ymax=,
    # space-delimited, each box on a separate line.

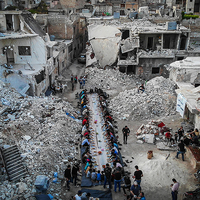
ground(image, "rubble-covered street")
xmin=0 ymin=63 xmax=199 ymax=200
xmin=0 ymin=79 xmax=82 ymax=199
xmin=1 ymin=1 xmax=200 ymax=199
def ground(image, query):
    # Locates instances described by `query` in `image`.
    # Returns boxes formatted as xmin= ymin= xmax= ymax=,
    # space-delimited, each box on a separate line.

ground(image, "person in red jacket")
xmin=82 ymin=118 xmax=87 ymax=126
xmin=165 ymin=132 xmax=174 ymax=144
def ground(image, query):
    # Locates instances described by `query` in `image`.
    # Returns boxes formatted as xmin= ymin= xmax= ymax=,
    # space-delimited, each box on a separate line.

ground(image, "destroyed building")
xmin=168 ymin=57 xmax=200 ymax=129
xmin=35 ymin=13 xmax=87 ymax=59
xmin=0 ymin=0 xmax=41 ymax=10
xmin=87 ymin=18 xmax=200 ymax=80
xmin=0 ymin=11 xmax=73 ymax=96
xmin=88 ymin=0 xmax=139 ymax=16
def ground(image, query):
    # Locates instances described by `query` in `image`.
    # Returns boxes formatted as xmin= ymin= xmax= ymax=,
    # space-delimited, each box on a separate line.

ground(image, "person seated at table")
xmin=86 ymin=168 xmax=92 ymax=178
xmin=112 ymin=145 xmax=118 ymax=153
xmin=102 ymin=121 xmax=109 ymax=129
xmin=84 ymin=160 xmax=92 ymax=172
xmin=113 ymin=161 xmax=122 ymax=168
xmin=112 ymin=153 xmax=120 ymax=163
xmin=106 ymin=115 xmax=113 ymax=122
xmin=82 ymin=123 xmax=89 ymax=134
xmin=82 ymin=116 xmax=88 ymax=126
xmin=183 ymin=136 xmax=191 ymax=146
xmin=165 ymin=131 xmax=174 ymax=143
xmin=82 ymin=138 xmax=90 ymax=146
xmin=85 ymin=162 xmax=93 ymax=175
xmin=190 ymin=133 xmax=199 ymax=145
xmin=83 ymin=130 xmax=90 ymax=138
xmin=111 ymin=148 xmax=118 ymax=156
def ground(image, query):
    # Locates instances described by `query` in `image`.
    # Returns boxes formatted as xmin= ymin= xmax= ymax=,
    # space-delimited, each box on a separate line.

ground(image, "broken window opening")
xmin=195 ymin=83 xmax=200 ymax=87
xmin=180 ymin=35 xmax=187 ymax=50
xmin=177 ymin=57 xmax=184 ymax=60
xmin=147 ymin=37 xmax=154 ymax=49
xmin=119 ymin=66 xmax=126 ymax=73
xmin=120 ymin=49 xmax=128 ymax=60
xmin=194 ymin=2 xmax=200 ymax=12
xmin=163 ymin=34 xmax=177 ymax=49
xmin=152 ymin=67 xmax=160 ymax=74
xmin=18 ymin=46 xmax=31 ymax=55
xmin=127 ymin=65 xmax=136 ymax=74
xmin=122 ymin=30 xmax=130 ymax=40
xmin=35 ymin=70 xmax=45 ymax=84
xmin=68 ymin=44 xmax=72 ymax=52
xmin=163 ymin=35 xmax=170 ymax=49
xmin=6 ymin=14 xmax=13 ymax=31
xmin=176 ymin=0 xmax=182 ymax=4
xmin=120 ymin=10 xmax=125 ymax=15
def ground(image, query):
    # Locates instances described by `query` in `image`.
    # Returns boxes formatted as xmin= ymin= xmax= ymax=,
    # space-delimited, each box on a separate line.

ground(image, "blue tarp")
xmin=81 ymin=189 xmax=112 ymax=200
xmin=81 ymin=147 xmax=93 ymax=187
xmin=35 ymin=194 xmax=51 ymax=200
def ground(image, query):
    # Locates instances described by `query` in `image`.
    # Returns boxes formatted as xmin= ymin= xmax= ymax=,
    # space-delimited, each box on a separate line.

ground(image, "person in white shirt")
xmin=73 ymin=190 xmax=82 ymax=200
xmin=82 ymin=138 xmax=90 ymax=146
xmin=171 ymin=178 xmax=179 ymax=200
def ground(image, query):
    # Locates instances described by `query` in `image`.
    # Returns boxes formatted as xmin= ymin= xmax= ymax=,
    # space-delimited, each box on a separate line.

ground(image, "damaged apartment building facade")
xmin=87 ymin=19 xmax=200 ymax=80
xmin=169 ymin=57 xmax=200 ymax=129
xmin=0 ymin=11 xmax=73 ymax=96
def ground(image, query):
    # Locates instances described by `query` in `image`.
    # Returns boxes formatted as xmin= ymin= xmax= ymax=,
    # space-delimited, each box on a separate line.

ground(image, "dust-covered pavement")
xmin=115 ymin=116 xmax=197 ymax=200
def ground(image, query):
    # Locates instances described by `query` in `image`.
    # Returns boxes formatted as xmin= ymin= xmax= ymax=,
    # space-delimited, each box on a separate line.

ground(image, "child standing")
xmin=101 ymin=171 xmax=104 ymax=182
xmin=91 ymin=169 xmax=97 ymax=182
xmin=97 ymin=170 xmax=101 ymax=184
xmin=87 ymin=168 xmax=92 ymax=178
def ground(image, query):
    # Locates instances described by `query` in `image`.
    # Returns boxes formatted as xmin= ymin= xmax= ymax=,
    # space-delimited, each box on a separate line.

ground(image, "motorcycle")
xmin=183 ymin=188 xmax=200 ymax=200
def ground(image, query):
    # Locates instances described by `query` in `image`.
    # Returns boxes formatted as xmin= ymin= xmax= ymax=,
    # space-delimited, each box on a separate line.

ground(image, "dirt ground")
xmin=60 ymin=62 xmax=199 ymax=200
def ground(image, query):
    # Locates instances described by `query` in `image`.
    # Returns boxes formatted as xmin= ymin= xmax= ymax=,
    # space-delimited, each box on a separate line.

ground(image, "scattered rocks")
xmin=109 ymin=76 xmax=177 ymax=120
xmin=0 ymin=81 xmax=82 ymax=199
xmin=85 ymin=67 xmax=142 ymax=90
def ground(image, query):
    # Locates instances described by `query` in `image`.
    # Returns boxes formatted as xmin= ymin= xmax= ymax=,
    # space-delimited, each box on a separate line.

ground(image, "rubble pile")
xmin=139 ymin=49 xmax=174 ymax=57
xmin=109 ymin=76 xmax=177 ymax=120
xmin=0 ymin=81 xmax=82 ymax=199
xmin=85 ymin=67 xmax=142 ymax=90
xmin=135 ymin=120 xmax=165 ymax=144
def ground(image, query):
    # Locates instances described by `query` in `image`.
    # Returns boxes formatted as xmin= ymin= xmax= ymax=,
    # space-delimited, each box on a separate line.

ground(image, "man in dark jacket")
xmin=72 ymin=163 xmax=79 ymax=186
xmin=64 ymin=165 xmax=71 ymax=190
xmin=176 ymin=140 xmax=185 ymax=161
xmin=114 ymin=167 xmax=122 ymax=192
xmin=122 ymin=126 xmax=130 ymax=144
xmin=177 ymin=126 xmax=184 ymax=141
xmin=104 ymin=163 xmax=112 ymax=189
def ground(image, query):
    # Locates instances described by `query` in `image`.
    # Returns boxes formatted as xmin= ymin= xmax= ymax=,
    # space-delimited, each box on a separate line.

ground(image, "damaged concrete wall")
xmin=0 ymin=65 xmax=30 ymax=96
xmin=0 ymin=36 xmax=46 ymax=66
xmin=195 ymin=114 xmax=200 ymax=130
xmin=93 ymin=5 xmax=112 ymax=15
xmin=0 ymin=13 xmax=8 ymax=32
xmin=121 ymin=37 xmax=140 ymax=53
xmin=169 ymin=57 xmax=200 ymax=85
xmin=139 ymin=58 xmax=171 ymax=80
xmin=88 ymin=24 xmax=122 ymax=68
